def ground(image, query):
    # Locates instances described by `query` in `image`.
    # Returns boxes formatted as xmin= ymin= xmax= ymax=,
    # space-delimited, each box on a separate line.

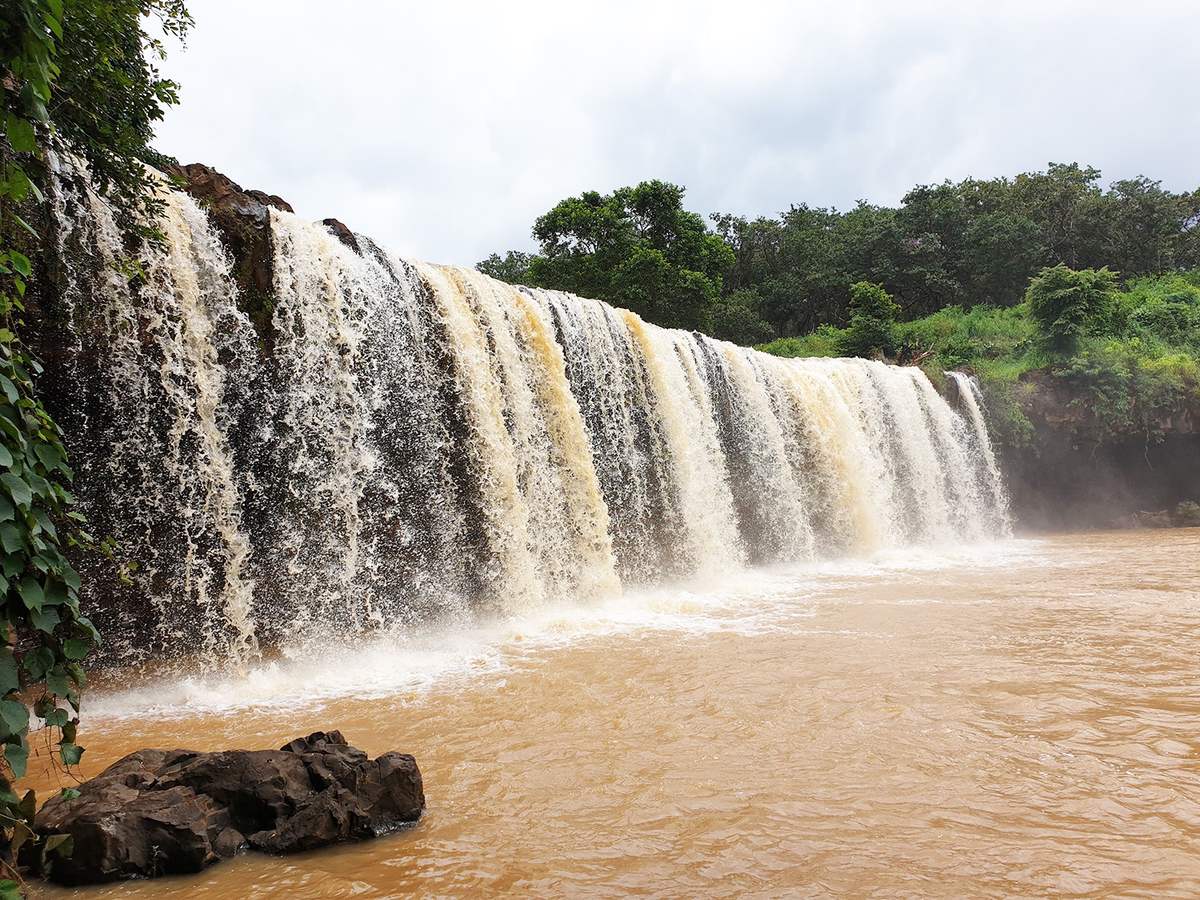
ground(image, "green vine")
xmin=0 ymin=1 xmax=91 ymax=891
xmin=0 ymin=0 xmax=190 ymax=891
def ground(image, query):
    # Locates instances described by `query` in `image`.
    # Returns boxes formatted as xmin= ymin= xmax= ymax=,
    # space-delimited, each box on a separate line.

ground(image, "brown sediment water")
xmin=28 ymin=530 xmax=1200 ymax=897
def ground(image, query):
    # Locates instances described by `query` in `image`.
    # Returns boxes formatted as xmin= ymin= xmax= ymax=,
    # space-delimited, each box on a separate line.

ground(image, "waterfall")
xmin=946 ymin=371 xmax=1011 ymax=535
xmin=48 ymin=177 xmax=1013 ymax=668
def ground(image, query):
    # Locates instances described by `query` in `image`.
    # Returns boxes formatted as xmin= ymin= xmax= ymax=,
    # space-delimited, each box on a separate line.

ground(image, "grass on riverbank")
xmin=757 ymin=272 xmax=1200 ymax=446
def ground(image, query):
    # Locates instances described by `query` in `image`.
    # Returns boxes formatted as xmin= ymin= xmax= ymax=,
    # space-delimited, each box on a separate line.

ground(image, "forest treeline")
xmin=479 ymin=164 xmax=1200 ymax=347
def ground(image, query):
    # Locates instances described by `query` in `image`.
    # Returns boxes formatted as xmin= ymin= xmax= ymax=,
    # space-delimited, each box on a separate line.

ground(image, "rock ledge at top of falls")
xmin=33 ymin=731 xmax=424 ymax=886
xmin=165 ymin=163 xmax=365 ymax=340
xmin=166 ymin=162 xmax=295 ymax=306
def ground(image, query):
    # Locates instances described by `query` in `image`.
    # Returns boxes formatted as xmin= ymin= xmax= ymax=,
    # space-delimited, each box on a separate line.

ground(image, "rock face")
xmin=164 ymin=163 xmax=295 ymax=337
xmin=992 ymin=372 xmax=1200 ymax=531
xmin=34 ymin=731 xmax=423 ymax=886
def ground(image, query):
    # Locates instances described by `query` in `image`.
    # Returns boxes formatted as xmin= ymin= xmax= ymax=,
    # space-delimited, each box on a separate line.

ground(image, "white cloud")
xmin=154 ymin=0 xmax=1200 ymax=265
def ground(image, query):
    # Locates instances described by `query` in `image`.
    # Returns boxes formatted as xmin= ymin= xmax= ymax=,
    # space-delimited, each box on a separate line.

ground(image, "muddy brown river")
xmin=27 ymin=530 xmax=1200 ymax=897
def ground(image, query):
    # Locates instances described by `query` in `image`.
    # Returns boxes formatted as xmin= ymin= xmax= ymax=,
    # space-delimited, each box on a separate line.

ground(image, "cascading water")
xmin=47 ymin=174 xmax=1012 ymax=669
xmin=947 ymin=370 xmax=1011 ymax=534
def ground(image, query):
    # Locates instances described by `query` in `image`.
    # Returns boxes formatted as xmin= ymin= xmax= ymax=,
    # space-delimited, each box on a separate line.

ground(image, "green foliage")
xmin=1025 ymin=265 xmax=1119 ymax=354
xmin=839 ymin=281 xmax=898 ymax=358
xmin=760 ymin=269 xmax=1200 ymax=447
xmin=708 ymin=289 xmax=773 ymax=345
xmin=50 ymin=0 xmax=192 ymax=237
xmin=715 ymin=163 xmax=1200 ymax=338
xmin=485 ymin=162 xmax=1200 ymax=347
xmin=1059 ymin=338 xmax=1200 ymax=439
xmin=479 ymin=180 xmax=734 ymax=332
xmin=477 ymin=250 xmax=533 ymax=285
xmin=756 ymin=325 xmax=843 ymax=359
xmin=0 ymin=0 xmax=189 ymax=881
xmin=0 ymin=1 xmax=92 ymax=876
xmin=896 ymin=304 xmax=1037 ymax=370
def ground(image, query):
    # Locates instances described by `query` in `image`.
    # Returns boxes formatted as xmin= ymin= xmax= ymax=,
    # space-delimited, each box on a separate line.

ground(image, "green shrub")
xmin=756 ymin=325 xmax=845 ymax=358
xmin=839 ymin=281 xmax=899 ymax=358
xmin=1026 ymin=265 xmax=1119 ymax=354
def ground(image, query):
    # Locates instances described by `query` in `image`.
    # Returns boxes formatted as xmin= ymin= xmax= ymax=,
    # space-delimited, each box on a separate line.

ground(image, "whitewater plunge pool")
xmin=27 ymin=530 xmax=1200 ymax=898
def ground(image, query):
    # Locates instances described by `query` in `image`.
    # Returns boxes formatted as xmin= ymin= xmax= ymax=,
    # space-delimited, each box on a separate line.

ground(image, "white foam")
xmin=84 ymin=539 xmax=1045 ymax=721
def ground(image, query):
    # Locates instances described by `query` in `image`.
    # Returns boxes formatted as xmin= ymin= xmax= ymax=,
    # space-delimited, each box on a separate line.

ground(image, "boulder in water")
xmin=33 ymin=731 xmax=423 ymax=886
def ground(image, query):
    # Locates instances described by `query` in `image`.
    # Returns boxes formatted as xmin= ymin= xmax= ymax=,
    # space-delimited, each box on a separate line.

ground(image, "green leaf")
xmin=43 ymin=707 xmax=67 ymax=727
xmin=5 ymin=118 xmax=35 ymax=154
xmin=0 ymin=650 xmax=17 ymax=696
xmin=9 ymin=253 xmax=31 ymax=279
xmin=60 ymin=743 xmax=83 ymax=767
xmin=33 ymin=509 xmax=56 ymax=540
xmin=67 ymin=663 xmax=85 ymax=688
xmin=74 ymin=616 xmax=100 ymax=643
xmin=34 ymin=442 xmax=60 ymax=470
xmin=0 ymin=525 xmax=21 ymax=554
xmin=31 ymin=605 xmax=59 ymax=633
xmin=19 ymin=575 xmax=44 ymax=610
xmin=0 ymin=445 xmax=11 ymax=467
xmin=0 ymin=700 xmax=29 ymax=737
xmin=0 ymin=495 xmax=12 ymax=521
xmin=11 ymin=214 xmax=37 ymax=239
xmin=18 ymin=788 xmax=35 ymax=821
xmin=3 ymin=740 xmax=26 ymax=779
xmin=59 ymin=787 xmax=80 ymax=801
xmin=23 ymin=647 xmax=53 ymax=680
xmin=1 ymin=472 xmax=31 ymax=507
xmin=44 ymin=579 xmax=67 ymax=605
xmin=46 ymin=670 xmax=70 ymax=696
xmin=63 ymin=638 xmax=89 ymax=660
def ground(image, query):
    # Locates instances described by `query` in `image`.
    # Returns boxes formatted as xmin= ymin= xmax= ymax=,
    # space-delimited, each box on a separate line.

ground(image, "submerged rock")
xmin=34 ymin=731 xmax=423 ymax=886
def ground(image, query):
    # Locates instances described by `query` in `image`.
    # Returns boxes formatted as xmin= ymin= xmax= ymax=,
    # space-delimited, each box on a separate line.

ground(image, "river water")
xmin=30 ymin=530 xmax=1200 ymax=898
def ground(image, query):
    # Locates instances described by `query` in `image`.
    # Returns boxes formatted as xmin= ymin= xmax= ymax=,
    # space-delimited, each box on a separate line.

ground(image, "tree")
xmin=523 ymin=180 xmax=733 ymax=331
xmin=481 ymin=161 xmax=1200 ymax=348
xmin=840 ymin=281 xmax=899 ymax=358
xmin=710 ymin=288 xmax=773 ymax=345
xmin=1100 ymin=177 xmax=1196 ymax=276
xmin=1025 ymin=264 xmax=1119 ymax=354
xmin=477 ymin=250 xmax=534 ymax=284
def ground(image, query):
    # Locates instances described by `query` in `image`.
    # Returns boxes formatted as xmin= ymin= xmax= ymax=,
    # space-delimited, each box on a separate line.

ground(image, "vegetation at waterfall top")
xmin=481 ymin=164 xmax=1200 ymax=447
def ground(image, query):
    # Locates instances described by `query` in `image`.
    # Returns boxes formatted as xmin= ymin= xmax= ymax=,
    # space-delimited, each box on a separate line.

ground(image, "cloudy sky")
xmin=154 ymin=0 xmax=1197 ymax=267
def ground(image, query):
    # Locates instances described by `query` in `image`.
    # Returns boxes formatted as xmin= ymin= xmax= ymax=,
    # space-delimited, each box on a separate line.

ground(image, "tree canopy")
xmin=481 ymin=180 xmax=733 ymax=332
xmin=483 ymin=163 xmax=1200 ymax=346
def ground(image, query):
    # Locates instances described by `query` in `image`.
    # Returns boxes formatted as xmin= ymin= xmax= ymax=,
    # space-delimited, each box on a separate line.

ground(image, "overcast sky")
xmin=154 ymin=1 xmax=1198 ymax=267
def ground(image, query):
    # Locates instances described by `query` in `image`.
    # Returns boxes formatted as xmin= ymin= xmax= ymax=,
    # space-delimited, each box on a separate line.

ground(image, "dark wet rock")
xmin=165 ymin=163 xmax=294 ymax=338
xmin=985 ymin=371 xmax=1200 ymax=532
xmin=322 ymin=217 xmax=361 ymax=255
xmin=34 ymin=731 xmax=423 ymax=886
